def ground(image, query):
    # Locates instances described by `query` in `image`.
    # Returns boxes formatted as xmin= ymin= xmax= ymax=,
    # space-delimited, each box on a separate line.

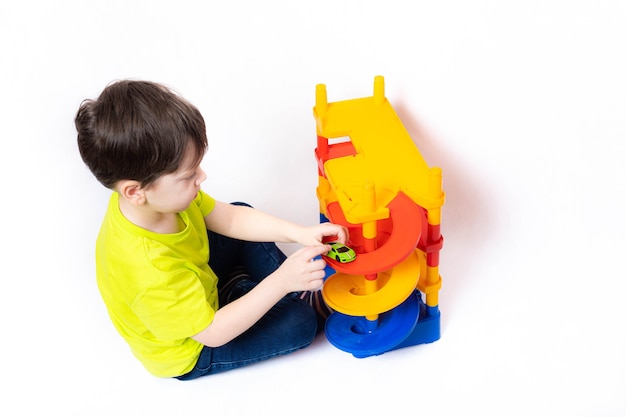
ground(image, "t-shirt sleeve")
xmin=195 ymin=190 xmax=216 ymax=217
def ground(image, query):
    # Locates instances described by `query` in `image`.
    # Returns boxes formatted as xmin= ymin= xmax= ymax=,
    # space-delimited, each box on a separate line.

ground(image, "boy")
xmin=75 ymin=80 xmax=347 ymax=380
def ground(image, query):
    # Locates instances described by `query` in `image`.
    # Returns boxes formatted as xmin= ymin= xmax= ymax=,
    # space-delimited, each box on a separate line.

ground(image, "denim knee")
xmin=270 ymin=297 xmax=318 ymax=346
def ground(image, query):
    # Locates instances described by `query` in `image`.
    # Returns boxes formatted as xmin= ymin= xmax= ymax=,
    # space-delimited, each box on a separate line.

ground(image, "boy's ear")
xmin=118 ymin=180 xmax=146 ymax=205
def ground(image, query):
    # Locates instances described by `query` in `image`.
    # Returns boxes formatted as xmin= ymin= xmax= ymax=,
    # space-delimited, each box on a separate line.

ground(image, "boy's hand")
xmin=298 ymin=223 xmax=349 ymax=247
xmin=274 ymin=245 xmax=330 ymax=293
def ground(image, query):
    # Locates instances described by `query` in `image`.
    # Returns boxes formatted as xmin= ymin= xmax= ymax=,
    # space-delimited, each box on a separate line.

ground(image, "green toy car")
xmin=325 ymin=242 xmax=357 ymax=263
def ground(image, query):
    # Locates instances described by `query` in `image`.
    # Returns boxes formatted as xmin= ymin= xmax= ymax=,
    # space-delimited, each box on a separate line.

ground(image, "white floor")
xmin=2 ymin=1 xmax=625 ymax=416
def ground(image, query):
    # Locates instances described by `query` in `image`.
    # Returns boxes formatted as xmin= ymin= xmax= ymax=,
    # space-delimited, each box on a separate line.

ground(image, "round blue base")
xmin=325 ymin=291 xmax=421 ymax=358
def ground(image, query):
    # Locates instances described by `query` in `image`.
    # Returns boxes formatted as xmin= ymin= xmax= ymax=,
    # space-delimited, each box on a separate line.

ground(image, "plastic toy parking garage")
xmin=314 ymin=76 xmax=445 ymax=358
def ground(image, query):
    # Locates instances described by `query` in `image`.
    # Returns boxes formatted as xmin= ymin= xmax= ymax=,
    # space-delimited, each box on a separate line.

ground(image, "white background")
xmin=1 ymin=1 xmax=624 ymax=416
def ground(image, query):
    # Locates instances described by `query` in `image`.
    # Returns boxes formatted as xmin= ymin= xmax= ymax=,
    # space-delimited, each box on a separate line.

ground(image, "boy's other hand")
xmin=274 ymin=245 xmax=330 ymax=293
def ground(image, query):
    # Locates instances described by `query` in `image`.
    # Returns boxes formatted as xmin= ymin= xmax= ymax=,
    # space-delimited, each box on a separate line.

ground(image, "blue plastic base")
xmin=392 ymin=302 xmax=441 ymax=351
xmin=324 ymin=291 xmax=440 ymax=358
xmin=325 ymin=291 xmax=420 ymax=358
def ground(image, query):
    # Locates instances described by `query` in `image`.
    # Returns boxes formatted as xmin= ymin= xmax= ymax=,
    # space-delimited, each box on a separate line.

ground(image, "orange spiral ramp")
xmin=324 ymin=191 xmax=423 ymax=275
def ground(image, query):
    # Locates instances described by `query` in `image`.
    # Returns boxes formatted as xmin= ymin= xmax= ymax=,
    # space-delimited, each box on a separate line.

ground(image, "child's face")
xmin=143 ymin=146 xmax=206 ymax=214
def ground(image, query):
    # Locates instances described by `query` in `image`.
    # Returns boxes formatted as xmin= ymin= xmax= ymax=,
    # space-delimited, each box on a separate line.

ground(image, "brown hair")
xmin=75 ymin=80 xmax=208 ymax=189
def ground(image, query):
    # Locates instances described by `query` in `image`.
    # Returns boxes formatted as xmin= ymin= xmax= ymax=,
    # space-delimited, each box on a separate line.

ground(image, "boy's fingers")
xmin=306 ymin=244 xmax=330 ymax=259
xmin=324 ymin=225 xmax=348 ymax=244
xmin=337 ymin=226 xmax=349 ymax=243
xmin=309 ymin=258 xmax=326 ymax=271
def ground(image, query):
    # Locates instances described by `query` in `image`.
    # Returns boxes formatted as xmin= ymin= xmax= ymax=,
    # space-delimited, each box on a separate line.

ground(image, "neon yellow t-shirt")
xmin=96 ymin=190 xmax=218 ymax=377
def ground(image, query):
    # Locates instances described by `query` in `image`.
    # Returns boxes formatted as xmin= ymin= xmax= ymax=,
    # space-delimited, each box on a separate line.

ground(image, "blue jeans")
xmin=176 ymin=203 xmax=318 ymax=380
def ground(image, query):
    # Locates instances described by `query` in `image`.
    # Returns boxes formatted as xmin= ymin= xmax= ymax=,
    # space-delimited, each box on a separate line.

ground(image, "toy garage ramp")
xmin=320 ymin=185 xmax=426 ymax=356
xmin=323 ymin=192 xmax=422 ymax=276
xmin=313 ymin=76 xmax=445 ymax=357
xmin=322 ymin=248 xmax=421 ymax=316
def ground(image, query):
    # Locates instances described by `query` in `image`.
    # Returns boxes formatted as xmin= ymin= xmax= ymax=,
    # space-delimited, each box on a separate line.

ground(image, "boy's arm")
xmin=191 ymin=244 xmax=329 ymax=347
xmin=204 ymin=200 xmax=347 ymax=246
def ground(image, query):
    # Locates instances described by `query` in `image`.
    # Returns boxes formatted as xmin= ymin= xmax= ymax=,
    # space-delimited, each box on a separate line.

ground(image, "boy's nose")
xmin=196 ymin=168 xmax=207 ymax=185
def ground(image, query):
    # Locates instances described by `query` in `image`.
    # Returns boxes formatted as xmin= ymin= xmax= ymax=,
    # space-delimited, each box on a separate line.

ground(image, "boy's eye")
xmin=181 ymin=171 xmax=196 ymax=181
